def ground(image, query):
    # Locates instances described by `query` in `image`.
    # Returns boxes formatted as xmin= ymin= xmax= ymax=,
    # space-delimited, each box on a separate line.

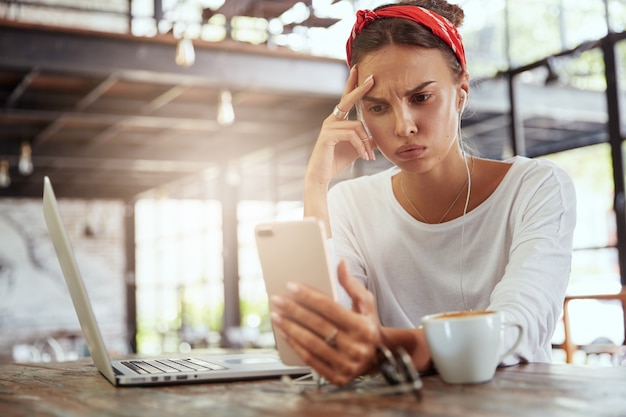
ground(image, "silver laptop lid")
xmin=43 ymin=176 xmax=118 ymax=385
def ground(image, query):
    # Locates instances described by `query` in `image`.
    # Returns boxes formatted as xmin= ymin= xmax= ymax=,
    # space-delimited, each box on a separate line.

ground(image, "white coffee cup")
xmin=421 ymin=310 xmax=524 ymax=384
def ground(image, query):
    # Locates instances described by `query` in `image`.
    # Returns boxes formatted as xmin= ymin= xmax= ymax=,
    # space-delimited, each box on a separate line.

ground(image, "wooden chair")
xmin=560 ymin=287 xmax=626 ymax=364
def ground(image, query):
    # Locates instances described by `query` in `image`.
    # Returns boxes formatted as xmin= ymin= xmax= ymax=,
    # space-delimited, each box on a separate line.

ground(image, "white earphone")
xmin=460 ymin=90 xmax=467 ymax=113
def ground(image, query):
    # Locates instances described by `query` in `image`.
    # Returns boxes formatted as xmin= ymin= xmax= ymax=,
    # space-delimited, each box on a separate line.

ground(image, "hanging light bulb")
xmin=0 ymin=160 xmax=11 ymax=188
xmin=217 ymin=90 xmax=235 ymax=126
xmin=176 ymin=37 xmax=195 ymax=67
xmin=18 ymin=141 xmax=33 ymax=175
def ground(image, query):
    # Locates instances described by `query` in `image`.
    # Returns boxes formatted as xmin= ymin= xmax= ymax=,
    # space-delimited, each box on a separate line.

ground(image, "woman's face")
xmin=356 ymin=44 xmax=468 ymax=174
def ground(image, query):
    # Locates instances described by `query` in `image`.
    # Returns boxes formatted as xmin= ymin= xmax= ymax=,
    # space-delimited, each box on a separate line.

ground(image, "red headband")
xmin=346 ymin=5 xmax=467 ymax=71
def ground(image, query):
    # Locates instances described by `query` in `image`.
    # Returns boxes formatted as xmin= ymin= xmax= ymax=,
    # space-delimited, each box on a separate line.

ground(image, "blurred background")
xmin=0 ymin=0 xmax=625 ymax=366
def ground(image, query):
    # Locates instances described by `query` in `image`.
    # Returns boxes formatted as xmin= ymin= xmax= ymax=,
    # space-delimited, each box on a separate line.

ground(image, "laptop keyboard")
xmin=121 ymin=358 xmax=226 ymax=375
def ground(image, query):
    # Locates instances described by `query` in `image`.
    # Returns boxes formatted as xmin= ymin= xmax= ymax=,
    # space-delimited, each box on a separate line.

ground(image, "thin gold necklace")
xmin=399 ymin=158 xmax=475 ymax=224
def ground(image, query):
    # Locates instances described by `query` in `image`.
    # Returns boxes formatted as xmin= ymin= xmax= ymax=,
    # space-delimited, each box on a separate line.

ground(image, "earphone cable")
xmin=459 ymin=129 xmax=471 ymax=311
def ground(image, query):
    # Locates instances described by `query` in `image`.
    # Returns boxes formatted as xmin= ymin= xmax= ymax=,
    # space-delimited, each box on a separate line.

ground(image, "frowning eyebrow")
xmin=362 ymin=81 xmax=436 ymax=103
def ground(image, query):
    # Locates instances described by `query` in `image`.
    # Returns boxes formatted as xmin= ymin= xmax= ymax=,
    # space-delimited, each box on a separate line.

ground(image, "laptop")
xmin=42 ymin=176 xmax=310 ymax=387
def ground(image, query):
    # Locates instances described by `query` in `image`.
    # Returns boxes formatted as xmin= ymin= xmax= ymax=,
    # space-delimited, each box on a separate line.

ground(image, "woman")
xmin=269 ymin=0 xmax=576 ymax=386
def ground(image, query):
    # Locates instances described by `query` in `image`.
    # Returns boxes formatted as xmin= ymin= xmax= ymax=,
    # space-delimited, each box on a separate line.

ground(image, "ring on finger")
xmin=324 ymin=327 xmax=339 ymax=347
xmin=361 ymin=136 xmax=372 ymax=142
xmin=332 ymin=105 xmax=350 ymax=120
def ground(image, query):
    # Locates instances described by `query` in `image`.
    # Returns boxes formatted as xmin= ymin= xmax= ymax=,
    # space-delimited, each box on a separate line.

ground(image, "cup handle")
xmin=498 ymin=322 xmax=524 ymax=363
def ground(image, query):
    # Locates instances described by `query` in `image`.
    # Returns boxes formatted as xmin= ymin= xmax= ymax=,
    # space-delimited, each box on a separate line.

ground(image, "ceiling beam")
xmin=0 ymin=21 xmax=348 ymax=97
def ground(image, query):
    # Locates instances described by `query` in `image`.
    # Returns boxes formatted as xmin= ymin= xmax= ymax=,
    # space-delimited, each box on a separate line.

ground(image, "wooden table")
xmin=1 ymin=358 xmax=625 ymax=416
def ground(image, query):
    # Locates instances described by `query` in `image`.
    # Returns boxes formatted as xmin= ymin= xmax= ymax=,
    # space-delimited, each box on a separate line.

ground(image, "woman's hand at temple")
xmin=305 ymin=67 xmax=375 ymax=188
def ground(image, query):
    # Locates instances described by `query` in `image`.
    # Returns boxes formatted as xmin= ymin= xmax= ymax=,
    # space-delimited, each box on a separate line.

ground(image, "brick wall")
xmin=0 ymin=198 xmax=127 ymax=362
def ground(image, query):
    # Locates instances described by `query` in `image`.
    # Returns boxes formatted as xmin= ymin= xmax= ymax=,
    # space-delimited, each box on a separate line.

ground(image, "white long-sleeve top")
xmin=327 ymin=156 xmax=577 ymax=363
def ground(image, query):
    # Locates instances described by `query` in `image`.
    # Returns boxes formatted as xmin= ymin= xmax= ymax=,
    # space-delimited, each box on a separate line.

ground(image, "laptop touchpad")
xmin=224 ymin=357 xmax=279 ymax=365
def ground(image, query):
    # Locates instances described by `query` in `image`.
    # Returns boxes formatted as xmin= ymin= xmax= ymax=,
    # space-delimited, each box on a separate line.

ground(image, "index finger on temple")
xmin=338 ymin=67 xmax=374 ymax=112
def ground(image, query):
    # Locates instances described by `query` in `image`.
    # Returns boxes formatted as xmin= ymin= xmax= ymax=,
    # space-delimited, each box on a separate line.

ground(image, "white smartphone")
xmin=254 ymin=218 xmax=339 ymax=366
